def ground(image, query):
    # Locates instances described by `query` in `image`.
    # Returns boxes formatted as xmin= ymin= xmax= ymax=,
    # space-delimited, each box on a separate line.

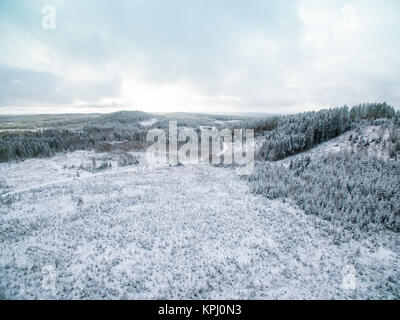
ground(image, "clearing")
xmin=0 ymin=151 xmax=399 ymax=299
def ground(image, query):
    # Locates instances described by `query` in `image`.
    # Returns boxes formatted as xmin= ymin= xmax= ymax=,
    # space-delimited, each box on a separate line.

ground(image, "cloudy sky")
xmin=0 ymin=0 xmax=399 ymax=114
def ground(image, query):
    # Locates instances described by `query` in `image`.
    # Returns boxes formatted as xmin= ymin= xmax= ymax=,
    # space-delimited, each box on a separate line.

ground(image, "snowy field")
xmin=0 ymin=151 xmax=399 ymax=299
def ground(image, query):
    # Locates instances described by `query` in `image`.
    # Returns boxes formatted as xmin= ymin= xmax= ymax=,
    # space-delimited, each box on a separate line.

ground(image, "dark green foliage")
xmin=256 ymin=103 xmax=396 ymax=161
xmin=0 ymin=129 xmax=91 ymax=162
xmin=0 ymin=127 xmax=147 ymax=163
xmin=249 ymin=153 xmax=400 ymax=234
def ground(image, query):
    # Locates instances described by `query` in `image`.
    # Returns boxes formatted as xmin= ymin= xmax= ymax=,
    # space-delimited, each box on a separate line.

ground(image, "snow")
xmin=1 ymin=151 xmax=399 ymax=299
xmin=269 ymin=125 xmax=399 ymax=168
xmin=214 ymin=120 xmax=241 ymax=124
xmin=139 ymin=118 xmax=158 ymax=127
xmin=372 ymin=247 xmax=395 ymax=261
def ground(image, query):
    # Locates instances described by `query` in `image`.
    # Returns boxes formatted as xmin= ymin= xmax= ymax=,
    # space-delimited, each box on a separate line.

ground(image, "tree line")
xmin=252 ymin=102 xmax=398 ymax=161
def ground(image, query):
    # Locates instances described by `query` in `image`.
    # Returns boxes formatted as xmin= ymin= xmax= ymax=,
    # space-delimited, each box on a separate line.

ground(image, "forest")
xmin=1 ymin=103 xmax=398 ymax=163
xmin=247 ymin=103 xmax=400 ymax=238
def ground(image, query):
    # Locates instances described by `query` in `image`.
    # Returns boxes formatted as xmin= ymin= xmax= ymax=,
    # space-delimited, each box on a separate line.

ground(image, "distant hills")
xmin=0 ymin=110 xmax=253 ymax=130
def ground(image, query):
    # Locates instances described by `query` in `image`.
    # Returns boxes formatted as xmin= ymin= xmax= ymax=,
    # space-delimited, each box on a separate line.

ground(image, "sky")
xmin=0 ymin=0 xmax=399 ymax=115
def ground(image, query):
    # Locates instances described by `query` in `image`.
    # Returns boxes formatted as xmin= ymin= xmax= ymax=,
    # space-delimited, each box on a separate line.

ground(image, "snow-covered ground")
xmin=0 ymin=151 xmax=399 ymax=299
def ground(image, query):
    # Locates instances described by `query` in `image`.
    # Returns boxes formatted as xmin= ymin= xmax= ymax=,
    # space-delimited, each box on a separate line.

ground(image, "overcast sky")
xmin=0 ymin=0 xmax=399 ymax=114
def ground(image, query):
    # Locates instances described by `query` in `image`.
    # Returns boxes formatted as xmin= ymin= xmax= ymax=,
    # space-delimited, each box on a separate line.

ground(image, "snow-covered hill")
xmin=262 ymin=123 xmax=400 ymax=169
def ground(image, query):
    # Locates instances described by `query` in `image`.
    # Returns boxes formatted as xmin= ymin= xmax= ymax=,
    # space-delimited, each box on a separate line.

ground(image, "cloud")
xmin=0 ymin=0 xmax=399 ymax=114
xmin=0 ymin=66 xmax=121 ymax=108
